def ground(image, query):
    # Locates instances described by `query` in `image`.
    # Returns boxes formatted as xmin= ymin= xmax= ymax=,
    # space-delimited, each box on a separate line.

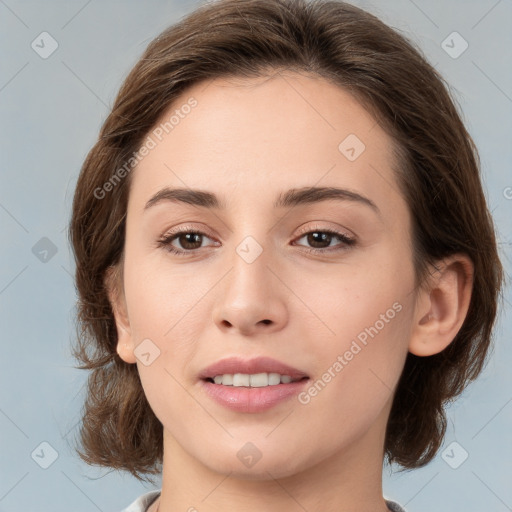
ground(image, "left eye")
xmin=294 ymin=230 xmax=355 ymax=251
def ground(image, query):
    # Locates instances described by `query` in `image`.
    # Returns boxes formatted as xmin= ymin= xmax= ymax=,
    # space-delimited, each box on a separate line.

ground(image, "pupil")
xmin=308 ymin=232 xmax=330 ymax=248
xmin=181 ymin=233 xmax=202 ymax=249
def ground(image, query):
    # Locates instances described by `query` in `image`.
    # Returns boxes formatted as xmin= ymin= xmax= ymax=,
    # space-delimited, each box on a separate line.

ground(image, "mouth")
xmin=204 ymin=372 xmax=309 ymax=387
xmin=198 ymin=356 xmax=310 ymax=413
xmin=199 ymin=356 xmax=310 ymax=388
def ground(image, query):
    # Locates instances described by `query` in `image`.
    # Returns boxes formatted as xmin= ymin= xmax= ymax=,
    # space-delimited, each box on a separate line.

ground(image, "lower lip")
xmin=200 ymin=379 xmax=309 ymax=413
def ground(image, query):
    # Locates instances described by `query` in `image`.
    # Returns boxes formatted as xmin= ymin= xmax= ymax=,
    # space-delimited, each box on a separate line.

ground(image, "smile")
xmin=207 ymin=372 xmax=307 ymax=387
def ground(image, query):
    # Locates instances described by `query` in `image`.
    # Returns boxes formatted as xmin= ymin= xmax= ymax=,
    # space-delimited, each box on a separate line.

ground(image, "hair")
xmin=69 ymin=0 xmax=503 ymax=480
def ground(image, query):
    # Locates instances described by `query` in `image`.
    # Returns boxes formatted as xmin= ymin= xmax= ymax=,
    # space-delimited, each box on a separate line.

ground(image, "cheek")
xmin=123 ymin=249 xmax=209 ymax=339
xmin=293 ymin=254 xmax=414 ymax=403
xmin=122 ymin=252 xmax=219 ymax=404
xmin=293 ymin=254 xmax=413 ymax=345
xmin=295 ymin=298 xmax=412 ymax=444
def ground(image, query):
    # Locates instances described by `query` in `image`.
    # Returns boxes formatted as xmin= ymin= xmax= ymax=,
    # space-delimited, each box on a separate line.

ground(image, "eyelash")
xmin=156 ymin=224 xmax=356 ymax=257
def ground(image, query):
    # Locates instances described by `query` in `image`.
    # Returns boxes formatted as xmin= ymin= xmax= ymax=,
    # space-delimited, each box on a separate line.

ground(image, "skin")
xmin=107 ymin=71 xmax=473 ymax=512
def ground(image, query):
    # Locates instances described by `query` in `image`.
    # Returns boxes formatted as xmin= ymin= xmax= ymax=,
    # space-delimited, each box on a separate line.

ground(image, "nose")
xmin=212 ymin=243 xmax=288 ymax=337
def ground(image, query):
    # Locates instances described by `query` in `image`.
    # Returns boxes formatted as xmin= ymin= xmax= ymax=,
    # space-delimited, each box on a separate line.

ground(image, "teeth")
xmin=233 ymin=373 xmax=250 ymax=387
xmin=210 ymin=372 xmax=300 ymax=387
xmin=267 ymin=373 xmax=281 ymax=385
xmin=221 ymin=374 xmax=233 ymax=385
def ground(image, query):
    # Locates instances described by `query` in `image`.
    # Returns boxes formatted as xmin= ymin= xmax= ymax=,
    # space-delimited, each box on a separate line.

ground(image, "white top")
xmin=122 ymin=491 xmax=160 ymax=512
xmin=122 ymin=491 xmax=407 ymax=511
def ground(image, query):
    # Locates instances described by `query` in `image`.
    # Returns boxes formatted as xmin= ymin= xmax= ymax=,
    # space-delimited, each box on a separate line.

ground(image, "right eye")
xmin=156 ymin=228 xmax=218 ymax=256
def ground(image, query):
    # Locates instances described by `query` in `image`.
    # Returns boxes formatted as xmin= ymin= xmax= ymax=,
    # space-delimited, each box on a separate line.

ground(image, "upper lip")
xmin=199 ymin=356 xmax=309 ymax=380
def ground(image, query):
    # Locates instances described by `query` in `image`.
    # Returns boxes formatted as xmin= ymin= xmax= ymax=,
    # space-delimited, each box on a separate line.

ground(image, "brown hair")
xmin=69 ymin=0 xmax=503 ymax=479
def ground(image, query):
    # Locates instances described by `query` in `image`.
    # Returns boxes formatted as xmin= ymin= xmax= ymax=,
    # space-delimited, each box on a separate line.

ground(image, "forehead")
xmin=129 ymin=72 xmax=401 ymax=214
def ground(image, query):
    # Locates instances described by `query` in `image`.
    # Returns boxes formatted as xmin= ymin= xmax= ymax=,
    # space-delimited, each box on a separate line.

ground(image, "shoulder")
xmin=121 ymin=491 xmax=161 ymax=512
xmin=386 ymin=499 xmax=407 ymax=512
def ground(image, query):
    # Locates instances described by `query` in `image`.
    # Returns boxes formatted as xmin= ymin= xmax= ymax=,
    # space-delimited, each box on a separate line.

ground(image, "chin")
xmin=195 ymin=443 xmax=313 ymax=480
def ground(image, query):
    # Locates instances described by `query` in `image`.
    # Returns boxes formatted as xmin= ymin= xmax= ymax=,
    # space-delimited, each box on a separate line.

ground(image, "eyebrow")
xmin=144 ymin=186 xmax=380 ymax=214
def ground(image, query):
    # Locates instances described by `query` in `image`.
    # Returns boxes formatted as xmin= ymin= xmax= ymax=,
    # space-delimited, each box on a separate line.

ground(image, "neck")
xmin=154 ymin=404 xmax=392 ymax=512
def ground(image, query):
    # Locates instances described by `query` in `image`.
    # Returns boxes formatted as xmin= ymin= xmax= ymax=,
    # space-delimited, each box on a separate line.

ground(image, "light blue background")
xmin=0 ymin=1 xmax=510 ymax=511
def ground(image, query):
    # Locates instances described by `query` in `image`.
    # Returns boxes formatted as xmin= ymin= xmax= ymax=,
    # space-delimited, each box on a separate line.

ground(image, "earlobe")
xmin=104 ymin=265 xmax=137 ymax=364
xmin=117 ymin=340 xmax=137 ymax=364
xmin=409 ymin=254 xmax=473 ymax=357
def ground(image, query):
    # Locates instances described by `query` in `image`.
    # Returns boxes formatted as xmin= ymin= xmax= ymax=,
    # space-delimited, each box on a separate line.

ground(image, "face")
xmin=113 ymin=71 xmax=419 ymax=479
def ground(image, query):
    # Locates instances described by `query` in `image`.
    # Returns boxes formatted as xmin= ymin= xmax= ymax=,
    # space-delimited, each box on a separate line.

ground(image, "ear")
xmin=104 ymin=264 xmax=137 ymax=364
xmin=409 ymin=254 xmax=474 ymax=356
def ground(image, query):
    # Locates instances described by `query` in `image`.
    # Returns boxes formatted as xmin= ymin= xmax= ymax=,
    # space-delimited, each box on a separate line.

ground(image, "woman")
xmin=68 ymin=0 xmax=503 ymax=511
